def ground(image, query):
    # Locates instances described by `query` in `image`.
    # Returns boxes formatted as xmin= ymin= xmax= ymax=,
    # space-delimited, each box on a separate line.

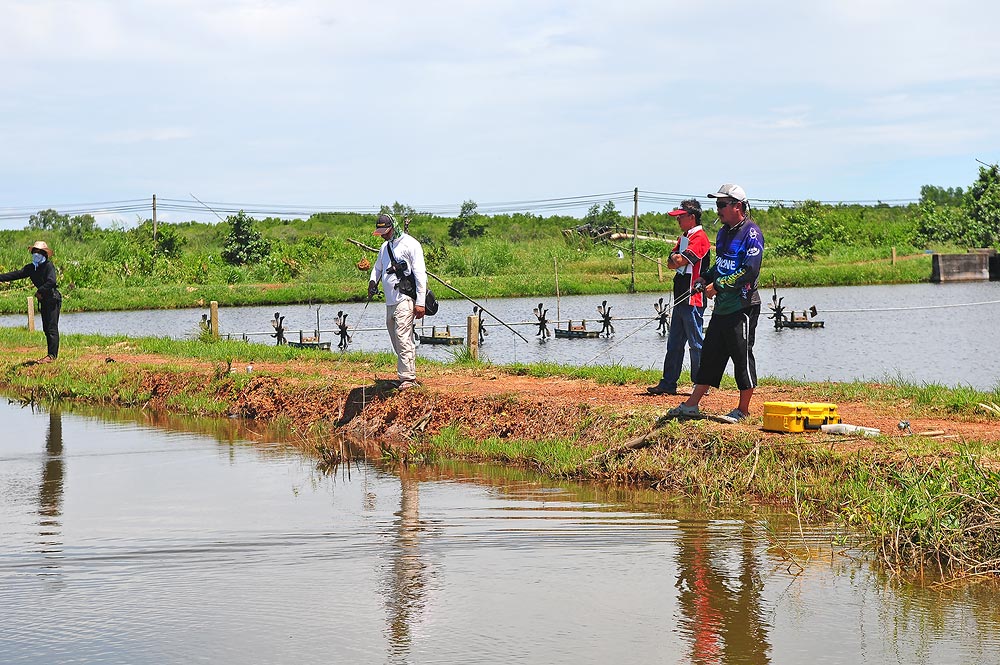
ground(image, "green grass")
xmin=428 ymin=424 xmax=600 ymax=474
xmin=840 ymin=449 xmax=1000 ymax=577
xmin=0 ymin=203 xmax=966 ymax=314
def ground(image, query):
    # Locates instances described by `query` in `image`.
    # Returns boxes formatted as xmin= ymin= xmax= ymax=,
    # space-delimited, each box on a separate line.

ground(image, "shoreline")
xmin=1 ymin=328 xmax=998 ymax=579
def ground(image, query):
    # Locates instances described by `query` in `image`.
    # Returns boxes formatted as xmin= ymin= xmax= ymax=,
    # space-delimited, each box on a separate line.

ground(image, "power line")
xmin=0 ymin=189 xmax=923 ymax=226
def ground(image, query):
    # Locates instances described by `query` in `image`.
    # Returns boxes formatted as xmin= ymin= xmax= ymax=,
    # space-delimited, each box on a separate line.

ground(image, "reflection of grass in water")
xmin=427 ymin=414 xmax=1000 ymax=578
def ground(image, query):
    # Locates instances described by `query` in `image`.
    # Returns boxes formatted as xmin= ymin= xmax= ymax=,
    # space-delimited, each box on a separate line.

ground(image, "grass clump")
xmin=428 ymin=424 xmax=600 ymax=475
xmin=842 ymin=450 xmax=1000 ymax=578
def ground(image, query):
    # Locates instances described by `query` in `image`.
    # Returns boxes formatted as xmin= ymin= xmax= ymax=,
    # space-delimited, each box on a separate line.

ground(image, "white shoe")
xmin=719 ymin=408 xmax=749 ymax=423
xmin=666 ymin=403 xmax=701 ymax=418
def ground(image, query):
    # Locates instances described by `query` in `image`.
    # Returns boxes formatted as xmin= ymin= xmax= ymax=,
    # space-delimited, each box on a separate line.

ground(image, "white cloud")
xmin=1 ymin=0 xmax=999 ymax=222
xmin=96 ymin=127 xmax=194 ymax=144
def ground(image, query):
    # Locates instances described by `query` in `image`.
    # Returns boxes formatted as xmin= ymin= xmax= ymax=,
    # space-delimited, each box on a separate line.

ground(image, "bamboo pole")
xmin=554 ymin=257 xmax=561 ymax=324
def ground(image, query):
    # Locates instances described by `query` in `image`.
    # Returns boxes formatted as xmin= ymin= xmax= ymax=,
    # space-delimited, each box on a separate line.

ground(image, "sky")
xmin=2 ymin=0 xmax=999 ymax=229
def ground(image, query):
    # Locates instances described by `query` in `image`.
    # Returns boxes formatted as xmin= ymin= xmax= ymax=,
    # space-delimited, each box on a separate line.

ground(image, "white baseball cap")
xmin=707 ymin=183 xmax=747 ymax=202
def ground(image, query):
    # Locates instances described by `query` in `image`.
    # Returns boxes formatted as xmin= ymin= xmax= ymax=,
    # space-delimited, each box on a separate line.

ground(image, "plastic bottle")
xmin=820 ymin=423 xmax=880 ymax=437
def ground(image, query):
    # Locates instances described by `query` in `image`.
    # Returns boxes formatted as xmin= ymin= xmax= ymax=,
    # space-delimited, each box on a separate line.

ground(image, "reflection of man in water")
xmin=385 ymin=468 xmax=428 ymax=660
xmin=38 ymin=410 xmax=65 ymax=570
xmin=39 ymin=410 xmax=64 ymax=529
xmin=675 ymin=521 xmax=770 ymax=664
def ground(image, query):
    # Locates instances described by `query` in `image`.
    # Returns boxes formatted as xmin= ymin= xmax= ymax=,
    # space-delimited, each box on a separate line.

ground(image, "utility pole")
xmin=152 ymin=194 xmax=158 ymax=241
xmin=630 ymin=187 xmax=638 ymax=293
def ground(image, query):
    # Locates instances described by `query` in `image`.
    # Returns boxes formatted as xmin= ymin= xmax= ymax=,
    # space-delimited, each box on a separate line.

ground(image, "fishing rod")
xmin=352 ymin=287 xmax=378 ymax=336
xmin=347 ymin=237 xmax=530 ymax=344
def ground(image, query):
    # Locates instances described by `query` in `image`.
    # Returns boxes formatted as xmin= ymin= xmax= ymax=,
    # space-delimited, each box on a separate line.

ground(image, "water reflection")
xmin=384 ymin=468 xmax=430 ymax=662
xmin=37 ymin=409 xmax=64 ymax=572
xmin=4 ymin=403 xmax=1000 ymax=664
xmin=676 ymin=521 xmax=770 ymax=664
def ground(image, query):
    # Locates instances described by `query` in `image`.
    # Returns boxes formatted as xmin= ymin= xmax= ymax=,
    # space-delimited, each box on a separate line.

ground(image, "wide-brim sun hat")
xmin=29 ymin=240 xmax=53 ymax=257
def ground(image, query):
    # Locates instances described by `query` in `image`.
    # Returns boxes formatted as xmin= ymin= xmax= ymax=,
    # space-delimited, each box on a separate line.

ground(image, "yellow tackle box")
xmin=762 ymin=402 xmax=841 ymax=432
xmin=762 ymin=402 xmax=805 ymax=433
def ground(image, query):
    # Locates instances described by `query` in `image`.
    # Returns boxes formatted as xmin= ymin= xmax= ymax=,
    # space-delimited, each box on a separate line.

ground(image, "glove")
xmin=368 ymin=280 xmax=378 ymax=298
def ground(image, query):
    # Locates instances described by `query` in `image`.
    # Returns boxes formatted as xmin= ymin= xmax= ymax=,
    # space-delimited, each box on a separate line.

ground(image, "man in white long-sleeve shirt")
xmin=368 ymin=213 xmax=427 ymax=389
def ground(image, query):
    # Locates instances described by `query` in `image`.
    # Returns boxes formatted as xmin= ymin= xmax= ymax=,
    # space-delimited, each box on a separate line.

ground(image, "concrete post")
xmin=210 ymin=301 xmax=219 ymax=338
xmin=467 ymin=315 xmax=479 ymax=360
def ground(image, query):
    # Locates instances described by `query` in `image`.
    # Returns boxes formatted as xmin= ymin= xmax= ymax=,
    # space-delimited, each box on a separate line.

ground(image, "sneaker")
xmin=396 ymin=379 xmax=420 ymax=391
xmin=719 ymin=408 xmax=749 ymax=423
xmin=666 ymin=403 xmax=701 ymax=418
xmin=646 ymin=381 xmax=677 ymax=395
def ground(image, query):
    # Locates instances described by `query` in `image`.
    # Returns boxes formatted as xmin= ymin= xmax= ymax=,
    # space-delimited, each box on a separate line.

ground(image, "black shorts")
xmin=693 ymin=305 xmax=760 ymax=390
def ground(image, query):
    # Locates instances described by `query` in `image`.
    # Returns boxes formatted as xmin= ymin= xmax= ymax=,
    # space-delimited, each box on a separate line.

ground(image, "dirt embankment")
xmin=57 ymin=351 xmax=1000 ymax=451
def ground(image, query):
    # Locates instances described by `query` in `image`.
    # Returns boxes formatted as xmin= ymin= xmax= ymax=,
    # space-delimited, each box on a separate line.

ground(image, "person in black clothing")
xmin=0 ymin=241 xmax=62 ymax=363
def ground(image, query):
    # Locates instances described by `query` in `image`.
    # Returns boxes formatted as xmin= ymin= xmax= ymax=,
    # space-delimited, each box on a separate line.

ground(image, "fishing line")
xmin=576 ymin=288 xmax=697 ymax=368
xmin=352 ymin=291 xmax=377 ymax=338
xmin=604 ymin=239 xmax=668 ymax=264
xmin=189 ymin=193 xmax=227 ymax=223
xmin=820 ymin=298 xmax=1000 ymax=313
xmin=346 ymin=237 xmax=529 ymax=344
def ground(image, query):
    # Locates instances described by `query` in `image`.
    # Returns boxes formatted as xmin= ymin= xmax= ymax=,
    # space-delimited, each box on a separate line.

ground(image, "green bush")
xmin=770 ymin=202 xmax=847 ymax=259
xmin=222 ymin=211 xmax=271 ymax=266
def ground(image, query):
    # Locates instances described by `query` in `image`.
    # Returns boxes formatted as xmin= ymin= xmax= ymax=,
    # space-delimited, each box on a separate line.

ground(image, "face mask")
xmin=31 ymin=253 xmax=46 ymax=267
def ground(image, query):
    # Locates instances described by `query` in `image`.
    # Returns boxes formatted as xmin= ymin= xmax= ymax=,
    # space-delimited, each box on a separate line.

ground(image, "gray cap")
xmin=707 ymin=183 xmax=747 ymax=202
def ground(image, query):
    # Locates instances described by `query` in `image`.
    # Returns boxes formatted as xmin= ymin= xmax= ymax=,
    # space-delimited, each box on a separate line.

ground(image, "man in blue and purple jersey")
xmin=667 ymin=184 xmax=764 ymax=422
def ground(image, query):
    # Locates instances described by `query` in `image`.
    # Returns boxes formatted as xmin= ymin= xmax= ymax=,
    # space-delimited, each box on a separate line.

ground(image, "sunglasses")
xmin=715 ymin=199 xmax=739 ymax=209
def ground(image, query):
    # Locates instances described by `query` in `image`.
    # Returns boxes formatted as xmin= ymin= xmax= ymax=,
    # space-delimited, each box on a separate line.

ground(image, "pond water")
xmin=2 ymin=400 xmax=999 ymax=664
xmin=2 ymin=282 xmax=998 ymax=390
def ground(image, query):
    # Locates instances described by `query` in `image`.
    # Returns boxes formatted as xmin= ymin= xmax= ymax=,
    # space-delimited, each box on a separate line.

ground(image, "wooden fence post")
xmin=210 ymin=301 xmax=219 ymax=339
xmin=467 ymin=315 xmax=479 ymax=361
xmin=27 ymin=296 xmax=35 ymax=332
xmin=891 ymin=246 xmax=897 ymax=265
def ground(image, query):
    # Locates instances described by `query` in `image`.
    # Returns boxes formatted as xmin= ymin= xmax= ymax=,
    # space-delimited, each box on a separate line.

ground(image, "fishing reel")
xmin=387 ymin=259 xmax=409 ymax=276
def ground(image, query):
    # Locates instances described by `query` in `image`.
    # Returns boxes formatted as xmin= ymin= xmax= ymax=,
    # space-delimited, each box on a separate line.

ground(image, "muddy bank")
xmin=5 ymin=348 xmax=1000 ymax=456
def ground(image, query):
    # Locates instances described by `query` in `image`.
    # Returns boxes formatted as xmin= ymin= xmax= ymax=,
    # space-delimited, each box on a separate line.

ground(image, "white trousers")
xmin=386 ymin=299 xmax=416 ymax=381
